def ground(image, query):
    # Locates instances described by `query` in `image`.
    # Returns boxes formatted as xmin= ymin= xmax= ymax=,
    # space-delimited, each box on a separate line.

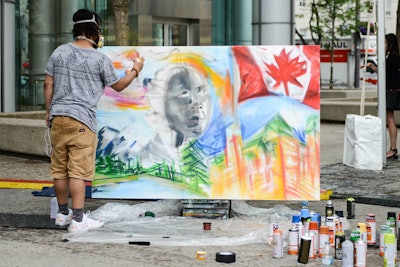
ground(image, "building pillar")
xmin=57 ymin=0 xmax=79 ymax=44
xmin=28 ymin=0 xmax=56 ymax=107
xmin=235 ymin=0 xmax=252 ymax=45
xmin=1 ymin=0 xmax=16 ymax=112
xmin=252 ymin=0 xmax=295 ymax=45
xmin=211 ymin=0 xmax=226 ymax=45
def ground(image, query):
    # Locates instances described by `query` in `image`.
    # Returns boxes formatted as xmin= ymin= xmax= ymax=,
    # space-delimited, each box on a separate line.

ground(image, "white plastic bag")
xmin=343 ymin=114 xmax=383 ymax=170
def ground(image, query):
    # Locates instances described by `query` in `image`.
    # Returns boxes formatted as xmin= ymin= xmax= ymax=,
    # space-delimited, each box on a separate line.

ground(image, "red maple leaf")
xmin=266 ymin=49 xmax=307 ymax=96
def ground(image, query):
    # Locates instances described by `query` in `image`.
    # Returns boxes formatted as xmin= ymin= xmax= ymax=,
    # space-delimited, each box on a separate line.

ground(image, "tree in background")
xmin=113 ymin=0 xmax=129 ymax=46
xmin=315 ymin=0 xmax=360 ymax=89
xmin=297 ymin=0 xmax=367 ymax=89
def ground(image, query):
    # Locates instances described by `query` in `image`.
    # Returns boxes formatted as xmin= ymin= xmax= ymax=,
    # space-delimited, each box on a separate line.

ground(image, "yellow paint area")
xmin=0 ymin=181 xmax=53 ymax=190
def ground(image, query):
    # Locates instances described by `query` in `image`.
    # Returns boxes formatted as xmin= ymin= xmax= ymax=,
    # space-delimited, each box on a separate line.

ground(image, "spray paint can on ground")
xmin=307 ymin=231 xmax=317 ymax=259
xmin=298 ymin=224 xmax=305 ymax=251
xmin=273 ymin=228 xmax=283 ymax=258
xmin=397 ymin=213 xmax=400 ymax=236
xmin=380 ymin=224 xmax=391 ymax=257
xmin=288 ymin=228 xmax=299 ymax=255
xmin=357 ymin=222 xmax=367 ymax=251
xmin=350 ymin=227 xmax=361 ymax=243
xmin=291 ymin=214 xmax=301 ymax=229
xmin=326 ymin=216 xmax=335 ymax=247
xmin=298 ymin=235 xmax=312 ymax=264
xmin=342 ymin=239 xmax=354 ymax=267
xmin=335 ymin=231 xmax=345 ymax=260
xmin=319 ymin=226 xmax=330 ymax=258
xmin=311 ymin=212 xmax=321 ymax=227
xmin=384 ymin=232 xmax=397 ymax=267
xmin=354 ymin=239 xmax=366 ymax=267
xmin=335 ymin=210 xmax=344 ymax=233
xmin=366 ymin=214 xmax=377 ymax=246
xmin=300 ymin=208 xmax=311 ymax=229
xmin=347 ymin=197 xmax=355 ymax=219
xmin=387 ymin=212 xmax=397 ymax=235
xmin=309 ymin=221 xmax=319 ymax=258
xmin=325 ymin=200 xmax=334 ymax=218
xmin=268 ymin=222 xmax=278 ymax=245
xmin=397 ymin=213 xmax=400 ymax=251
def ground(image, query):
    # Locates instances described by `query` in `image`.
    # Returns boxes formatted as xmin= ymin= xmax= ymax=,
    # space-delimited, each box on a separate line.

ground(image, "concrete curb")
xmin=0 ymin=117 xmax=47 ymax=157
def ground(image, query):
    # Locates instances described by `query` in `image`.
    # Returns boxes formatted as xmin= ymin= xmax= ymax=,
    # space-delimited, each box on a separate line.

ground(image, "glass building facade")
xmin=1 ymin=0 xmax=294 ymax=112
xmin=13 ymin=0 xmax=213 ymax=111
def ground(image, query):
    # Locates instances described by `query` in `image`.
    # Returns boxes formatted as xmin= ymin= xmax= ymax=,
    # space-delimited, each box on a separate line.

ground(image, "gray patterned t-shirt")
xmin=45 ymin=43 xmax=120 ymax=132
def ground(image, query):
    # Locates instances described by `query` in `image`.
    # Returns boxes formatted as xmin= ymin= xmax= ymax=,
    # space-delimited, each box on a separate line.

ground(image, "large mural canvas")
xmin=92 ymin=45 xmax=320 ymax=200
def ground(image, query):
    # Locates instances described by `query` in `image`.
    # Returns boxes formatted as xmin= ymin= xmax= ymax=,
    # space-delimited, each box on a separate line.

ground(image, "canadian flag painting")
xmin=232 ymin=45 xmax=320 ymax=110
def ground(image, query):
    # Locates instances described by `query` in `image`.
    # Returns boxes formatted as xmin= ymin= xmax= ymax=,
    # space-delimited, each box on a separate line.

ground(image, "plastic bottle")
xmin=50 ymin=197 xmax=58 ymax=219
xmin=321 ymin=241 xmax=333 ymax=265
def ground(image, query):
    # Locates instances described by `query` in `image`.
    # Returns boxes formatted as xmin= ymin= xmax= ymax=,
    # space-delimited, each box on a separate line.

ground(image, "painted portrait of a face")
xmin=164 ymin=64 xmax=211 ymax=146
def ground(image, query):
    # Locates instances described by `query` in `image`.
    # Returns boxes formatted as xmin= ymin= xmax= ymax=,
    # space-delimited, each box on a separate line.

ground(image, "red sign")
xmin=320 ymin=50 xmax=349 ymax=63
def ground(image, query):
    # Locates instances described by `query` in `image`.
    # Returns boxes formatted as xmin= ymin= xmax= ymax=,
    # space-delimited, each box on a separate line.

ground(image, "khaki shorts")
xmin=50 ymin=116 xmax=97 ymax=181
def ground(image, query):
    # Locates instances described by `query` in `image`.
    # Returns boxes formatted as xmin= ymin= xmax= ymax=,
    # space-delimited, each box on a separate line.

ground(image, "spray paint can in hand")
xmin=341 ymin=239 xmax=354 ymax=267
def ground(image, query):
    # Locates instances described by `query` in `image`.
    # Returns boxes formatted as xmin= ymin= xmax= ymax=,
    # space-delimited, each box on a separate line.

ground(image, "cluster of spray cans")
xmin=270 ymin=198 xmax=400 ymax=266
xmin=271 ymin=200 xmax=345 ymax=264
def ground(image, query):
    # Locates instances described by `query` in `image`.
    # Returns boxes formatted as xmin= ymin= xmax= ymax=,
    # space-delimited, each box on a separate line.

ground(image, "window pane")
xmin=152 ymin=23 xmax=164 ymax=46
xmin=168 ymin=24 xmax=187 ymax=46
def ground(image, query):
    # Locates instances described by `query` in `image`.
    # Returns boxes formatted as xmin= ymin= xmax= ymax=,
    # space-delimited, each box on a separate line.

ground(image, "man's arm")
xmin=44 ymin=74 xmax=54 ymax=127
xmin=110 ymin=58 xmax=145 ymax=92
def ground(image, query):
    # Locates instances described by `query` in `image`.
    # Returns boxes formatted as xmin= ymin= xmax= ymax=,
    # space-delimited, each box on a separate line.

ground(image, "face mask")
xmin=97 ymin=35 xmax=104 ymax=48
xmin=76 ymin=35 xmax=104 ymax=49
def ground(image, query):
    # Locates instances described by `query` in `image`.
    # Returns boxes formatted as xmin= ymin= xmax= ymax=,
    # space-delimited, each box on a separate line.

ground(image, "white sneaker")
xmin=55 ymin=209 xmax=73 ymax=226
xmin=67 ymin=211 xmax=104 ymax=233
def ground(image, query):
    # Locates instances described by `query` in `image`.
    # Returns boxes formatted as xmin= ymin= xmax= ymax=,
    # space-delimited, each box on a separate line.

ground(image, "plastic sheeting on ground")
xmin=63 ymin=200 xmax=344 ymax=246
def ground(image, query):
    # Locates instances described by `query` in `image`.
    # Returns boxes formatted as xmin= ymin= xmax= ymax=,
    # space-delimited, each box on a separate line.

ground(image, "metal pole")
xmin=360 ymin=3 xmax=374 ymax=116
xmin=1 ymin=0 xmax=4 ymax=112
xmin=376 ymin=0 xmax=386 ymax=166
xmin=353 ymin=0 xmax=360 ymax=88
xmin=1 ymin=0 xmax=16 ymax=112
